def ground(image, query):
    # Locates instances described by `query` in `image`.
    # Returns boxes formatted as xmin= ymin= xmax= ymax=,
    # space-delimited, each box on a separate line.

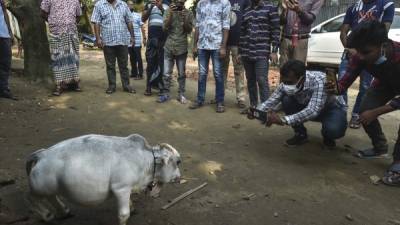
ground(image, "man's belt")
xmin=284 ymin=34 xmax=310 ymax=40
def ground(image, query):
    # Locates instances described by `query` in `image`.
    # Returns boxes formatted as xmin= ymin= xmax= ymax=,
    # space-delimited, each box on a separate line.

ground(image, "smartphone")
xmin=247 ymin=107 xmax=268 ymax=123
xmin=326 ymin=68 xmax=339 ymax=95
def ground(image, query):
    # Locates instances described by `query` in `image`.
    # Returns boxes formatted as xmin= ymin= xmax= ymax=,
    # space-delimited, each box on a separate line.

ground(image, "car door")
xmin=388 ymin=11 xmax=400 ymax=42
xmin=307 ymin=15 xmax=345 ymax=67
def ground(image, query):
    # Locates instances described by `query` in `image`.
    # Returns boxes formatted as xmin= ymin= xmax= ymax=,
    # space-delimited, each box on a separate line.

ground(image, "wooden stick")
xmin=161 ymin=182 xmax=208 ymax=210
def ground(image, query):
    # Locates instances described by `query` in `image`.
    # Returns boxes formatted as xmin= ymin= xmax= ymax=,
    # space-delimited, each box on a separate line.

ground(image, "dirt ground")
xmin=1 ymin=48 xmax=400 ymax=225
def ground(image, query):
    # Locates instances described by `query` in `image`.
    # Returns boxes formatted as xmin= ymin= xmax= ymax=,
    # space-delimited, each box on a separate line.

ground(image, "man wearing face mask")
xmin=338 ymin=0 xmax=394 ymax=129
xmin=258 ymin=60 xmax=347 ymax=147
xmin=326 ymin=21 xmax=400 ymax=186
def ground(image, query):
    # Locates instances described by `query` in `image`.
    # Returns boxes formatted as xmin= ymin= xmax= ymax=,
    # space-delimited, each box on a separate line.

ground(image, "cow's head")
xmin=154 ymin=143 xmax=182 ymax=184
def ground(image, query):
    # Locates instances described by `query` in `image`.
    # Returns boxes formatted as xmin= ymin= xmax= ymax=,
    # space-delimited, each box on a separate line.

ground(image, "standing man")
xmin=142 ymin=0 xmax=169 ymax=96
xmin=158 ymin=0 xmax=194 ymax=104
xmin=0 ymin=0 xmax=15 ymax=100
xmin=239 ymin=0 xmax=280 ymax=109
xmin=221 ymin=0 xmax=249 ymax=109
xmin=279 ymin=0 xmax=324 ymax=66
xmin=40 ymin=0 xmax=82 ymax=96
xmin=338 ymin=0 xmax=394 ymax=129
xmin=189 ymin=0 xmax=231 ymax=113
xmin=91 ymin=0 xmax=136 ymax=94
xmin=326 ymin=21 xmax=400 ymax=186
xmin=127 ymin=0 xmax=147 ymax=80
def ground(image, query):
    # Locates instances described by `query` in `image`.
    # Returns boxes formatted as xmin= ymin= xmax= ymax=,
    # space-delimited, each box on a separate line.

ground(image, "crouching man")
xmin=257 ymin=60 xmax=347 ymax=147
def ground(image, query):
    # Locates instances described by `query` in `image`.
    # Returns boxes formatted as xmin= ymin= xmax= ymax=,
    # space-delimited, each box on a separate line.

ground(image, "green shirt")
xmin=163 ymin=8 xmax=194 ymax=56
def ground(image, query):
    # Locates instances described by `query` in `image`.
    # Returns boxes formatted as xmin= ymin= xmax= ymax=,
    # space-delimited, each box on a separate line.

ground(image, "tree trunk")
xmin=9 ymin=0 xmax=52 ymax=82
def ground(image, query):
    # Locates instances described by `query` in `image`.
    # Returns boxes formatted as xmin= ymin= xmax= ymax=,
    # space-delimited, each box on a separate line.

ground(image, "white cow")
xmin=26 ymin=134 xmax=181 ymax=225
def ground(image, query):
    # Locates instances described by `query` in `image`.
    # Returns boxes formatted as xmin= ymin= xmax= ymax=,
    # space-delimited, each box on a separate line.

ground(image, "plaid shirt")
xmin=91 ymin=0 xmax=133 ymax=46
xmin=258 ymin=71 xmax=345 ymax=126
xmin=338 ymin=40 xmax=400 ymax=110
xmin=239 ymin=1 xmax=280 ymax=60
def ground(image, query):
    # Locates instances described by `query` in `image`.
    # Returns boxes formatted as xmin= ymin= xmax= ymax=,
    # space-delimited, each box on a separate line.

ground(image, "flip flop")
xmin=353 ymin=148 xmax=389 ymax=159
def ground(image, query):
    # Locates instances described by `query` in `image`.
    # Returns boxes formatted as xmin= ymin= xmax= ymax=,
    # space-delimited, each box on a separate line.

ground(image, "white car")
xmin=307 ymin=8 xmax=400 ymax=70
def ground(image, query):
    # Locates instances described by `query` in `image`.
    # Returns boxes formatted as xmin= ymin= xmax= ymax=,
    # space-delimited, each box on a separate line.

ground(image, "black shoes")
xmin=0 ymin=89 xmax=17 ymax=100
xmin=285 ymin=134 xmax=308 ymax=147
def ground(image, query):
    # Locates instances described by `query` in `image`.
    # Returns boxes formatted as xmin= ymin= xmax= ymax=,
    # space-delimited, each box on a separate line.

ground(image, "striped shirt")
xmin=338 ymin=40 xmax=400 ymax=110
xmin=258 ymin=71 xmax=345 ymax=126
xmin=239 ymin=1 xmax=280 ymax=61
xmin=195 ymin=0 xmax=231 ymax=50
xmin=144 ymin=2 xmax=169 ymax=39
xmin=91 ymin=0 xmax=133 ymax=46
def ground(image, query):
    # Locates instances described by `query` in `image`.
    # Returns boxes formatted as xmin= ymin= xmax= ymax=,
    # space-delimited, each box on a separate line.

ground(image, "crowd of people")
xmin=1 ymin=0 xmax=400 ymax=186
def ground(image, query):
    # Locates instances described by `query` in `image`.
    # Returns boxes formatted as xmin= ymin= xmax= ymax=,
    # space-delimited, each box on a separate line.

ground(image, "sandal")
xmin=382 ymin=163 xmax=400 ymax=186
xmin=52 ymin=86 xmax=62 ymax=96
xmin=157 ymin=95 xmax=170 ymax=103
xmin=123 ymin=86 xmax=136 ymax=94
xmin=353 ymin=148 xmax=388 ymax=159
xmin=144 ymin=90 xmax=152 ymax=96
xmin=216 ymin=103 xmax=225 ymax=113
xmin=349 ymin=115 xmax=361 ymax=129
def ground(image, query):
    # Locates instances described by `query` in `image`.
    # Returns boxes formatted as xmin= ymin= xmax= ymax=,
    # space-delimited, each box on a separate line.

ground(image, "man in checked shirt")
xmin=257 ymin=60 xmax=347 ymax=148
xmin=326 ymin=21 xmax=400 ymax=186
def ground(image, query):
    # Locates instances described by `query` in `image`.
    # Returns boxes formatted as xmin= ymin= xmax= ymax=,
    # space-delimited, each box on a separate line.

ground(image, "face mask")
xmin=374 ymin=45 xmax=387 ymax=65
xmin=282 ymin=75 xmax=303 ymax=95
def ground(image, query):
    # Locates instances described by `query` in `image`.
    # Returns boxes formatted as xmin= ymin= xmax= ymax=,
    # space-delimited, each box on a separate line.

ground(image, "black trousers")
xmin=359 ymin=86 xmax=400 ymax=160
xmin=103 ymin=45 xmax=130 ymax=89
xmin=128 ymin=46 xmax=143 ymax=77
xmin=0 ymin=38 xmax=11 ymax=92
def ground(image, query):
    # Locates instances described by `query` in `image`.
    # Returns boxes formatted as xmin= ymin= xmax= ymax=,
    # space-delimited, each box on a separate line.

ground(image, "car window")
xmin=321 ymin=16 xmax=344 ymax=33
xmin=391 ymin=12 xmax=400 ymax=29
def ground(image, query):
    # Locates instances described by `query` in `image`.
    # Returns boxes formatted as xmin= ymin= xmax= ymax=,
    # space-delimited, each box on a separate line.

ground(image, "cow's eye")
xmin=177 ymin=160 xmax=181 ymax=165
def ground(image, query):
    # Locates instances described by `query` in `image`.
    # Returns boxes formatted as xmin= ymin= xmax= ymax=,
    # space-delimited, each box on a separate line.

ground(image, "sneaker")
xmin=354 ymin=148 xmax=389 ymax=159
xmin=323 ymin=138 xmax=336 ymax=148
xmin=177 ymin=95 xmax=188 ymax=104
xmin=157 ymin=94 xmax=170 ymax=103
xmin=285 ymin=134 xmax=308 ymax=147
xmin=349 ymin=114 xmax=361 ymax=129
xmin=189 ymin=101 xmax=203 ymax=109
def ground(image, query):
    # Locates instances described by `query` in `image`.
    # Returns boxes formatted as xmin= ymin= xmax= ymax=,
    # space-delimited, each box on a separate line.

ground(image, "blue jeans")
xmin=197 ymin=49 xmax=224 ymax=103
xmin=242 ymin=59 xmax=269 ymax=107
xmin=338 ymin=53 xmax=373 ymax=115
xmin=282 ymin=95 xmax=347 ymax=140
xmin=162 ymin=51 xmax=187 ymax=95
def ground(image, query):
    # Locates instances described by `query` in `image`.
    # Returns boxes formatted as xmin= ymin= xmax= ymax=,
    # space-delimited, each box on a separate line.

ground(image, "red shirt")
xmin=338 ymin=40 xmax=400 ymax=109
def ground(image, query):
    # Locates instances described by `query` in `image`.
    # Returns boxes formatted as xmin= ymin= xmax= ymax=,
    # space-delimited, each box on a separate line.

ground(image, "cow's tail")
xmin=26 ymin=149 xmax=46 ymax=176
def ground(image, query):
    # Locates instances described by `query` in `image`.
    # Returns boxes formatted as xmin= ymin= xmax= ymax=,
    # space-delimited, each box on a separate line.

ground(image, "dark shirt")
xmin=338 ymin=40 xmax=400 ymax=110
xmin=343 ymin=0 xmax=394 ymax=29
xmin=239 ymin=1 xmax=280 ymax=60
xmin=227 ymin=0 xmax=250 ymax=46
xmin=283 ymin=0 xmax=324 ymax=36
